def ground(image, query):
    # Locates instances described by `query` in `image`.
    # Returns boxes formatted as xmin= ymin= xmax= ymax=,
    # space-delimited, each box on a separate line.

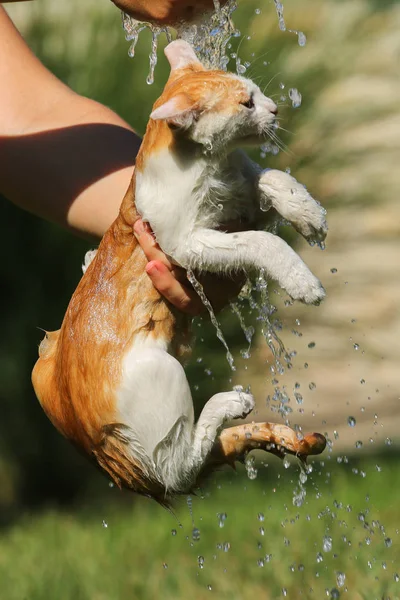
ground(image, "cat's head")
xmin=150 ymin=40 xmax=278 ymax=155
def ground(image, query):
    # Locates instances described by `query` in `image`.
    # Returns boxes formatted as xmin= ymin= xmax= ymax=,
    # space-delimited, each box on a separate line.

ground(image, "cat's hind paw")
xmin=209 ymin=391 xmax=255 ymax=420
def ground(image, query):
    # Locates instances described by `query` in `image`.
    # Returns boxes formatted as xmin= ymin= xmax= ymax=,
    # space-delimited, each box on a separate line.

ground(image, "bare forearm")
xmin=0 ymin=6 xmax=140 ymax=239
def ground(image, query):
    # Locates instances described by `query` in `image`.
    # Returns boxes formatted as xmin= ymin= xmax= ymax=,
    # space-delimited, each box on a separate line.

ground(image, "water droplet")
xmin=336 ymin=572 xmax=346 ymax=588
xmin=192 ymin=527 xmax=201 ymax=541
xmin=273 ymin=0 xmax=286 ymax=31
xmin=355 ymin=440 xmax=363 ymax=449
xmin=347 ymin=416 xmax=356 ymax=427
xmin=385 ymin=437 xmax=392 ymax=446
xmin=283 ymin=457 xmax=291 ymax=469
xmin=295 ymin=392 xmax=303 ymax=405
xmin=207 ymin=584 xmax=212 ymax=591
xmin=258 ymin=513 xmax=265 ymax=522
xmin=198 ymin=555 xmax=205 ymax=569
xmin=316 ymin=552 xmax=323 ymax=563
xmin=394 ymin=573 xmax=399 ymax=582
xmin=171 ymin=529 xmax=177 ymax=536
xmin=102 ymin=520 xmax=108 ymax=528
xmin=353 ymin=343 xmax=360 ymax=351
xmin=257 ymin=558 xmax=265 ymax=567
xmin=322 ymin=535 xmax=333 ymax=552
xmin=308 ymin=341 xmax=316 ymax=349
xmin=218 ymin=512 xmax=227 ymax=528
xmin=330 ymin=589 xmax=340 ymax=600
xmin=297 ymin=31 xmax=307 ymax=46
xmin=309 ymin=382 xmax=316 ymax=390
xmin=288 ymin=87 xmax=302 ymax=108
xmin=330 ymin=268 xmax=338 ymax=274
xmin=245 ymin=455 xmax=258 ymax=479
xmin=163 ymin=562 xmax=168 ymax=569
xmin=384 ymin=537 xmax=392 ymax=548
xmin=255 ymin=8 xmax=261 ymax=15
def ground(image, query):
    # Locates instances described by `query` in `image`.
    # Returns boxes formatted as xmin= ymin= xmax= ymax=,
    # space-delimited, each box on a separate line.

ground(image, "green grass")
xmin=0 ymin=457 xmax=399 ymax=600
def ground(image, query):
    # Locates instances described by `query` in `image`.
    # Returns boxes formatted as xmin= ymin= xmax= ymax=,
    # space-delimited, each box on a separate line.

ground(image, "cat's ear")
xmin=164 ymin=40 xmax=204 ymax=72
xmin=150 ymin=94 xmax=198 ymax=128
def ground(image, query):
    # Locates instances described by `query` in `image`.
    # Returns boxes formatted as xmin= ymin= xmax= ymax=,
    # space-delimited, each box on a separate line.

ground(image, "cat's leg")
xmin=257 ymin=169 xmax=328 ymax=243
xmin=189 ymin=390 xmax=255 ymax=468
xmin=177 ymin=228 xmax=325 ymax=304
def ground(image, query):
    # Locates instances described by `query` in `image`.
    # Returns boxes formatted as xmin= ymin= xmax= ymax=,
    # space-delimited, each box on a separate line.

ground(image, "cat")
xmin=32 ymin=40 xmax=327 ymax=505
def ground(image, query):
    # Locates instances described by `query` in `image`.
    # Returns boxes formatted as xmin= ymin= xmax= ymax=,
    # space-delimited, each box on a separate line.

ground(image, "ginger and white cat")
xmin=32 ymin=40 xmax=327 ymax=505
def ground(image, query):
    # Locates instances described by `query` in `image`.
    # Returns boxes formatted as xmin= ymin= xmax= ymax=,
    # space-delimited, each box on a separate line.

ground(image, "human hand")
xmin=110 ymin=0 xmax=221 ymax=26
xmin=134 ymin=219 xmax=244 ymax=315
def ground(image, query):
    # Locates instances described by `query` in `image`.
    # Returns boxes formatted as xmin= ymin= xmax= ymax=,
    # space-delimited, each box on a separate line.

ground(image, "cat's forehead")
xmin=166 ymin=69 xmax=254 ymax=103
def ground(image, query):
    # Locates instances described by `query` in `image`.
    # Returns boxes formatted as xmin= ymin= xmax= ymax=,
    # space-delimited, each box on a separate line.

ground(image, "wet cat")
xmin=32 ymin=40 xmax=327 ymax=505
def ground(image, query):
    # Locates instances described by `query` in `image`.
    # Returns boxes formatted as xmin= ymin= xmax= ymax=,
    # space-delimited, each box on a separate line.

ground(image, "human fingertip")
xmin=133 ymin=219 xmax=145 ymax=238
xmin=146 ymin=260 xmax=167 ymax=276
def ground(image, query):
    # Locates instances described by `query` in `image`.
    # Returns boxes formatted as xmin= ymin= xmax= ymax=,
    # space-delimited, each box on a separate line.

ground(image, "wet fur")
xmin=32 ymin=41 xmax=327 ymax=504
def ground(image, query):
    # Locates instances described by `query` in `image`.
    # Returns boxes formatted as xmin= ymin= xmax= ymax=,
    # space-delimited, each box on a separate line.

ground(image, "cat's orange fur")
xmin=32 ymin=47 xmax=326 ymax=504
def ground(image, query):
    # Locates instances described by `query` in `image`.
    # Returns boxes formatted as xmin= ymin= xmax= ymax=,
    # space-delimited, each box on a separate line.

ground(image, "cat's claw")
xmin=258 ymin=169 xmax=328 ymax=243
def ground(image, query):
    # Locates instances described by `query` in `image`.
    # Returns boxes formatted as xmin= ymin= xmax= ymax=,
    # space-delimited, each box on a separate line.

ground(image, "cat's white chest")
xmin=135 ymin=150 xmax=205 ymax=258
xmin=135 ymin=149 xmax=257 ymax=264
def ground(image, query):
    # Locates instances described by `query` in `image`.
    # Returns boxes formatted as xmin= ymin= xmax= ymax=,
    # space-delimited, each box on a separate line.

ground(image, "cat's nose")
xmin=270 ymin=103 xmax=278 ymax=116
xmin=264 ymin=99 xmax=278 ymax=115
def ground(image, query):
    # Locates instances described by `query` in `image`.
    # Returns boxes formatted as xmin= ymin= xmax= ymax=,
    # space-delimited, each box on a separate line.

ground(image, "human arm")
xmin=0 ymin=5 xmax=139 ymax=240
xmin=0 ymin=6 xmax=242 ymax=313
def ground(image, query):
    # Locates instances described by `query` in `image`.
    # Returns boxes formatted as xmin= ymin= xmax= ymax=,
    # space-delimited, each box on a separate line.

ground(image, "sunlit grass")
xmin=0 ymin=457 xmax=399 ymax=600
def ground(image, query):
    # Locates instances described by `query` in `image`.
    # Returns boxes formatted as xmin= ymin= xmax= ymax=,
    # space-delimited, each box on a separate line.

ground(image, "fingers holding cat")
xmin=134 ymin=219 xmax=244 ymax=315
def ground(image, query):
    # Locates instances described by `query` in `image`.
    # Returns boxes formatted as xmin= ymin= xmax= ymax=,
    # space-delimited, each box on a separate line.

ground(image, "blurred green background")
xmin=1 ymin=0 xmax=400 ymax=598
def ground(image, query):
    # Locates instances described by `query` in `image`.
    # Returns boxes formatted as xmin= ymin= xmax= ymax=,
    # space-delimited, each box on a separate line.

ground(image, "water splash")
xmin=254 ymin=271 xmax=293 ymax=375
xmin=273 ymin=0 xmax=307 ymax=46
xmin=177 ymin=0 xmax=238 ymax=70
xmin=230 ymin=300 xmax=255 ymax=360
xmin=187 ymin=269 xmax=236 ymax=371
xmin=121 ymin=13 xmax=171 ymax=84
xmin=121 ymin=0 xmax=237 ymax=82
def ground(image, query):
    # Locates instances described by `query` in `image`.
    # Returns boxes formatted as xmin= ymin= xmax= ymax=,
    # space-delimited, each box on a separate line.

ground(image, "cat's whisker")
xmin=276 ymin=125 xmax=295 ymax=136
xmin=267 ymin=129 xmax=292 ymax=155
xmin=262 ymin=71 xmax=282 ymax=95
xmin=244 ymin=50 xmax=274 ymax=78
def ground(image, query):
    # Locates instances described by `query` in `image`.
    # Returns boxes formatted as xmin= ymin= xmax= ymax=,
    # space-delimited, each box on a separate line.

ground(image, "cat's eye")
xmin=240 ymin=95 xmax=255 ymax=110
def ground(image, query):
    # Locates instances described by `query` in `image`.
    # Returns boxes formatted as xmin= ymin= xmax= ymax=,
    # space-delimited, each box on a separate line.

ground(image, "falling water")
xmin=121 ymin=0 xmax=238 ymax=83
xmin=118 ymin=4 xmax=397 ymax=596
xmin=273 ymin=0 xmax=307 ymax=46
xmin=187 ymin=269 xmax=236 ymax=371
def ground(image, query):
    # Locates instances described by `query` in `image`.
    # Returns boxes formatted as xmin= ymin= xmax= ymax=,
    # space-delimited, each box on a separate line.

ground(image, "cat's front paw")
xmin=258 ymin=169 xmax=328 ymax=244
xmin=285 ymin=269 xmax=326 ymax=305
